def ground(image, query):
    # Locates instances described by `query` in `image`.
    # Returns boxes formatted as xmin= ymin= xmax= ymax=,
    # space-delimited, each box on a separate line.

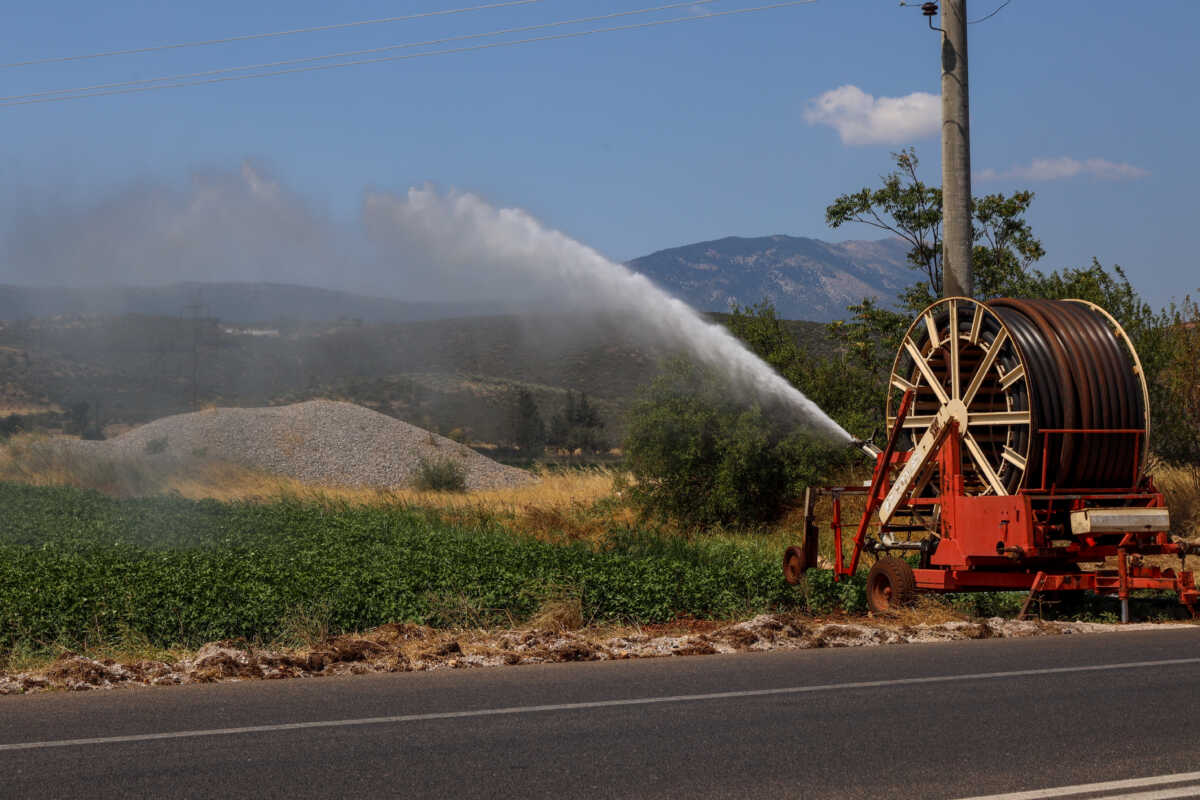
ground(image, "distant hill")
xmin=0 ymin=234 xmax=913 ymax=324
xmin=0 ymin=283 xmax=493 ymax=324
xmin=626 ymin=235 xmax=912 ymax=321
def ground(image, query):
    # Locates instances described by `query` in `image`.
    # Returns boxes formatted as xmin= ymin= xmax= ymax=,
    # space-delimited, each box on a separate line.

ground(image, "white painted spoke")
xmin=961 ymin=329 xmax=1008 ymax=408
xmin=949 ymin=300 xmax=960 ymax=400
xmin=892 ymin=374 xmax=916 ymax=393
xmin=969 ymin=410 xmax=1031 ymax=426
xmin=924 ymin=312 xmax=940 ymax=349
xmin=904 ymin=337 xmax=950 ymax=405
xmin=964 ymin=432 xmax=1007 ymax=495
xmin=968 ymin=303 xmax=984 ymax=345
xmin=1002 ymin=446 xmax=1027 ymax=471
xmin=998 ymin=363 xmax=1025 ymax=389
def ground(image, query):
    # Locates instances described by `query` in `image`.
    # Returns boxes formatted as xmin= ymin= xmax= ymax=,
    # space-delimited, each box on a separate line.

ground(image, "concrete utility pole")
xmin=940 ymin=0 xmax=973 ymax=298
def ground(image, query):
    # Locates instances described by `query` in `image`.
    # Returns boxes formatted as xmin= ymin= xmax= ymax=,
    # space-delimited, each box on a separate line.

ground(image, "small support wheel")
xmin=866 ymin=557 xmax=917 ymax=613
xmin=783 ymin=546 xmax=808 ymax=585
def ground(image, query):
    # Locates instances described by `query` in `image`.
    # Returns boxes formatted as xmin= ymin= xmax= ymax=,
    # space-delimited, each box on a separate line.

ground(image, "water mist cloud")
xmin=2 ymin=162 xmax=356 ymax=289
xmin=0 ymin=163 xmax=850 ymax=440
xmin=362 ymin=186 xmax=852 ymax=441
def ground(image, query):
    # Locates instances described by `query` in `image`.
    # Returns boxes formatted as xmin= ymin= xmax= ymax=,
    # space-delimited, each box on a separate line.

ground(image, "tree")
xmin=825 ymin=148 xmax=1044 ymax=307
xmin=509 ymin=389 xmax=546 ymax=455
xmin=1152 ymin=296 xmax=1200 ymax=464
xmin=547 ymin=391 xmax=607 ymax=453
xmin=624 ymin=358 xmax=851 ymax=527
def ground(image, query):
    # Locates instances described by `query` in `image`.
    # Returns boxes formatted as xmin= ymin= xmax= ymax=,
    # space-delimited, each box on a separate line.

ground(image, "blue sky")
xmin=2 ymin=0 xmax=1197 ymax=309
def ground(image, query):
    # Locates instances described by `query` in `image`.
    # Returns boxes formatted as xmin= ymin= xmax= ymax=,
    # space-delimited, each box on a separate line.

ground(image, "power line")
xmin=3 ymin=0 xmax=717 ymax=103
xmin=1 ymin=2 xmax=819 ymax=108
xmin=968 ymin=0 xmax=1011 ymax=24
xmin=0 ymin=0 xmax=544 ymax=70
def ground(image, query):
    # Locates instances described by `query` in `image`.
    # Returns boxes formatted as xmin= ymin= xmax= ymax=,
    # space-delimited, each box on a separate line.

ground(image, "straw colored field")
xmin=0 ymin=435 xmax=629 ymax=544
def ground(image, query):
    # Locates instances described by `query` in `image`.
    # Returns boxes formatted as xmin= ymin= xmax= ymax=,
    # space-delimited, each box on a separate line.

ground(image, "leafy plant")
xmin=412 ymin=457 xmax=467 ymax=492
xmin=0 ymin=483 xmax=809 ymax=652
xmin=624 ymin=357 xmax=852 ymax=528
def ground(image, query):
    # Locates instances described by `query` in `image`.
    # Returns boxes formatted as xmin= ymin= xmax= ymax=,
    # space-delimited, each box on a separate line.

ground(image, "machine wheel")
xmin=866 ymin=557 xmax=917 ymax=613
xmin=783 ymin=546 xmax=808 ymax=585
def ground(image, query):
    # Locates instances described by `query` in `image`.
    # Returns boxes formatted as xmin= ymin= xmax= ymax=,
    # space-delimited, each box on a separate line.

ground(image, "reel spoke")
xmin=903 ymin=336 xmax=950 ymax=405
xmin=889 ymin=298 xmax=1032 ymax=496
xmin=963 ymin=431 xmax=1007 ymax=495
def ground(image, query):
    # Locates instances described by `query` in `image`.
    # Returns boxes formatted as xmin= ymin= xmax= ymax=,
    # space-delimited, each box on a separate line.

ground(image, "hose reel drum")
xmin=785 ymin=297 xmax=1197 ymax=621
xmin=887 ymin=297 xmax=1150 ymax=496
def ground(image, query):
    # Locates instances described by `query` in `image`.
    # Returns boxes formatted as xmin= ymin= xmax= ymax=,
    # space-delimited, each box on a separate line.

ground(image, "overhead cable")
xmin=1 ymin=1 xmax=819 ymax=108
xmin=0 ymin=0 xmax=544 ymax=70
xmin=2 ymin=0 xmax=718 ymax=102
xmin=969 ymin=0 xmax=1011 ymax=24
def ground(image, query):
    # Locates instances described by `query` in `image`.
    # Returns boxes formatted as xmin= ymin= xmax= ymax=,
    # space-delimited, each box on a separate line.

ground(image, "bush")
xmin=412 ymin=456 xmax=467 ymax=492
xmin=144 ymin=437 xmax=168 ymax=455
xmin=624 ymin=358 xmax=852 ymax=528
xmin=0 ymin=415 xmax=24 ymax=440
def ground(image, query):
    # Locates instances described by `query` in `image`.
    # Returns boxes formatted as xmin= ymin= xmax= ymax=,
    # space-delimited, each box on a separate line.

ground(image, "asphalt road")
xmin=3 ymin=628 xmax=1199 ymax=799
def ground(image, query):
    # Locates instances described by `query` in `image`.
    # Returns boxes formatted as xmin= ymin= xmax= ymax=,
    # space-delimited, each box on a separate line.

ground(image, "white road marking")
xmin=1108 ymin=788 xmax=1200 ymax=800
xmin=2 ymin=656 xmax=1198 ymax=753
xmin=954 ymin=770 xmax=1200 ymax=799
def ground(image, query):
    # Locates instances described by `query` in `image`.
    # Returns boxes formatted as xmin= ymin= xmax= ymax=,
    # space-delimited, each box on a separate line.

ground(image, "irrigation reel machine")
xmin=783 ymin=297 xmax=1200 ymax=620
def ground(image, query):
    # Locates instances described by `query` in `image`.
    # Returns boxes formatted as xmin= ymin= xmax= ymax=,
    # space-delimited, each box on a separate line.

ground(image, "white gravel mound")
xmin=68 ymin=400 xmax=534 ymax=491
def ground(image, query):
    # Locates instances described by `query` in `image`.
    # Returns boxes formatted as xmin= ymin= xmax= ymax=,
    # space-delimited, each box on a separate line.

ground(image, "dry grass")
xmin=1155 ymin=464 xmax=1200 ymax=541
xmin=0 ymin=404 xmax=60 ymax=416
xmin=0 ymin=434 xmax=626 ymax=540
xmin=0 ymin=434 xmax=172 ymax=497
xmin=527 ymin=584 xmax=586 ymax=631
xmin=0 ymin=625 xmax=191 ymax=675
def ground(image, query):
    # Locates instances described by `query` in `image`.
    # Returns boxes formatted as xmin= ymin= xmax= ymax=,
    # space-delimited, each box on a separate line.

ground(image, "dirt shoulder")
xmin=2 ymin=614 xmax=1189 ymax=695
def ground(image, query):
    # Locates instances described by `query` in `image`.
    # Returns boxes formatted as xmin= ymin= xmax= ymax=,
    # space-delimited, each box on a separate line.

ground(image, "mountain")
xmin=0 ymin=283 xmax=494 ymax=324
xmin=0 ymin=234 xmax=914 ymax=324
xmin=626 ymin=235 xmax=913 ymax=321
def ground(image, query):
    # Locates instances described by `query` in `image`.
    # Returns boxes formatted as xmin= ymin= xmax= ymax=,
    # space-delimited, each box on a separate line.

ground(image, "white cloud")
xmin=804 ymin=85 xmax=939 ymax=146
xmin=979 ymin=157 xmax=1149 ymax=182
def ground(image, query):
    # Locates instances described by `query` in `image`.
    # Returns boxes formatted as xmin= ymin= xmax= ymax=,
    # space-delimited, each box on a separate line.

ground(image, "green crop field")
xmin=0 ymin=483 xmax=818 ymax=653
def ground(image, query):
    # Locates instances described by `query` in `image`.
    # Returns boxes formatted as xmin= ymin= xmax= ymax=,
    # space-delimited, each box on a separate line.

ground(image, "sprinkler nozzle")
xmin=851 ymin=437 xmax=882 ymax=460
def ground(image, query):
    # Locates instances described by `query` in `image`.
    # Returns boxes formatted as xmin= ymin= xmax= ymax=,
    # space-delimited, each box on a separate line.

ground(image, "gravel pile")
xmin=62 ymin=400 xmax=534 ymax=491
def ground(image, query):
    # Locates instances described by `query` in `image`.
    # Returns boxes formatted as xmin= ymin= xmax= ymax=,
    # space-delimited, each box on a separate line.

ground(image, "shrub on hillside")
xmin=412 ymin=456 xmax=467 ymax=492
xmin=624 ymin=358 xmax=852 ymax=528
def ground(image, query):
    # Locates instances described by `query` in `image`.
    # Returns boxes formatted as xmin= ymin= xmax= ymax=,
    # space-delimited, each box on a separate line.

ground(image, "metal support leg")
xmin=1117 ymin=547 xmax=1130 ymax=624
xmin=1017 ymin=571 xmax=1047 ymax=621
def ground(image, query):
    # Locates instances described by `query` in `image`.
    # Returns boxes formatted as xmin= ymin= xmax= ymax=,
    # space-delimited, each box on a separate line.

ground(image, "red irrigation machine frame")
xmin=786 ymin=390 xmax=1200 ymax=621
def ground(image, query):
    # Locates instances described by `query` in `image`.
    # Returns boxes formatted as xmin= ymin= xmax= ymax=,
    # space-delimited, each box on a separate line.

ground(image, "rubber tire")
xmin=866 ymin=557 xmax=917 ymax=614
xmin=783 ymin=546 xmax=807 ymax=585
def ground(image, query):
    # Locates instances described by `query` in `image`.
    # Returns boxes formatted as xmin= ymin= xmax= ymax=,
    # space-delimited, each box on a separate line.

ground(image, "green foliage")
xmin=802 ymin=569 xmax=867 ymax=614
xmin=825 ymin=148 xmax=1044 ymax=302
xmin=726 ymin=301 xmax=879 ymax=438
xmin=624 ymin=358 xmax=852 ymax=527
xmin=509 ymin=389 xmax=546 ymax=455
xmin=0 ymin=415 xmax=24 ymax=441
xmin=412 ymin=457 xmax=468 ymax=492
xmin=826 ymin=148 xmax=945 ymax=292
xmin=1158 ymin=297 xmax=1200 ymax=462
xmin=0 ymin=483 xmax=816 ymax=651
xmin=144 ymin=437 xmax=168 ymax=455
xmin=548 ymin=391 xmax=607 ymax=453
